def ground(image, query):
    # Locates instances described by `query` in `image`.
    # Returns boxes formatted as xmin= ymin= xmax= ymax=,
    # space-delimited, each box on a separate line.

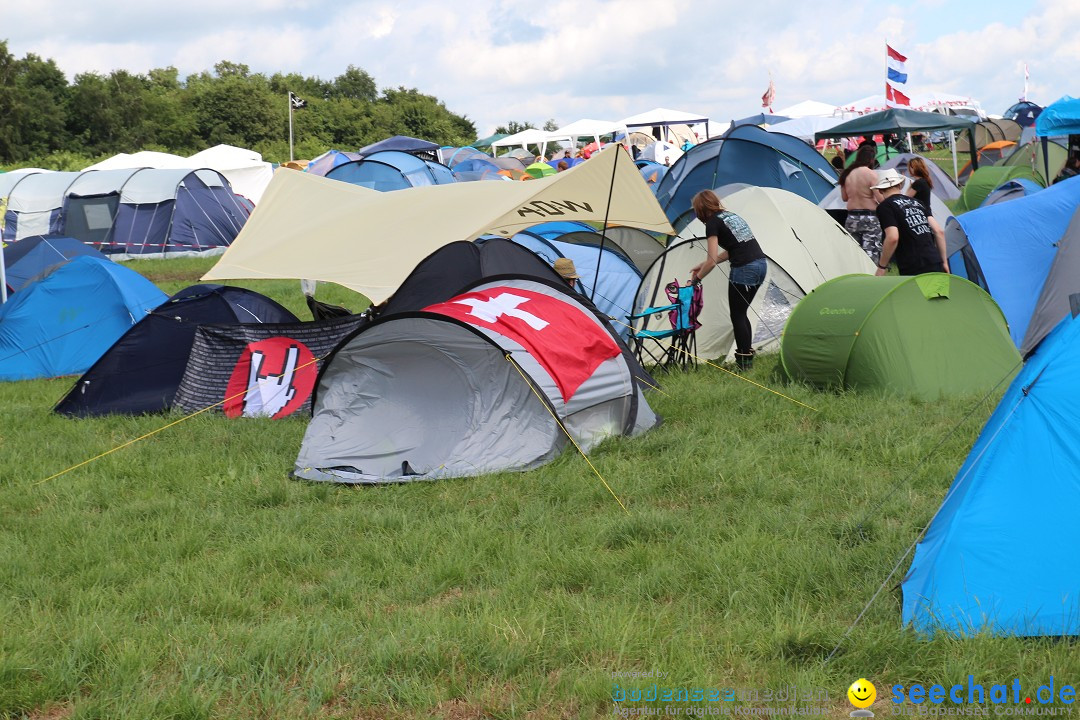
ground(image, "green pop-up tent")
xmin=779 ymin=273 xmax=1020 ymax=399
xmin=816 ymin=108 xmax=979 ymax=179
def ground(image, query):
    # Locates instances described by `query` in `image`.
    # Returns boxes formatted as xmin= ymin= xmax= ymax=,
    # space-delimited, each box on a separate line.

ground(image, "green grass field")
xmin=1 ymin=258 xmax=1076 ymax=720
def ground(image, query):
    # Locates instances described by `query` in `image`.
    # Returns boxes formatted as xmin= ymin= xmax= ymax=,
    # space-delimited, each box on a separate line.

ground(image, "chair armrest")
xmin=629 ymin=303 xmax=677 ymax=319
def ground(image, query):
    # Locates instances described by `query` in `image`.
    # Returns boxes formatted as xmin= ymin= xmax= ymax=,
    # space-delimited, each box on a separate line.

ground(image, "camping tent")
xmin=203 ymin=145 xmax=674 ymax=304
xmin=72 ymin=168 xmax=250 ymax=257
xmin=956 ymin=141 xmax=1017 ymax=186
xmin=2 ymin=171 xmax=81 ymax=241
xmin=951 ymin=165 xmax=1041 ymax=214
xmin=0 ymin=256 xmax=166 ymax=381
xmin=1003 ymin=101 xmax=1042 ymax=128
xmin=902 ymin=310 xmax=1080 ymax=636
xmin=999 ymin=138 xmax=1069 ymax=186
xmin=642 ymin=187 xmax=875 ymax=360
xmin=2 ymin=235 xmax=106 ymax=294
xmin=54 ymin=284 xmax=298 ymax=416
xmin=187 ymin=144 xmax=274 ymax=204
xmin=305 ymin=150 xmax=363 ymax=176
xmin=779 ymin=273 xmax=1020 ymax=399
xmin=978 ymin=178 xmax=1042 ymax=208
xmin=292 ymin=276 xmax=659 ymax=484
xmin=358 ymin=135 xmax=440 ymax=161
xmin=949 ymin=177 xmax=1080 ymax=348
xmin=655 ymin=125 xmax=839 ymax=222
xmin=326 ymin=150 xmax=456 ymax=190
xmin=1020 ymin=206 xmax=1080 ymax=355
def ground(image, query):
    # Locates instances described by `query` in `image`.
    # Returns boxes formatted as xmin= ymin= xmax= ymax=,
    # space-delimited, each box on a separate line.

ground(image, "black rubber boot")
xmin=735 ymin=351 xmax=755 ymax=372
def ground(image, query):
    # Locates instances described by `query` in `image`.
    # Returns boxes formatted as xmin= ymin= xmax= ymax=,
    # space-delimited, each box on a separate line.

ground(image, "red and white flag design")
xmin=425 ymin=287 xmax=620 ymax=403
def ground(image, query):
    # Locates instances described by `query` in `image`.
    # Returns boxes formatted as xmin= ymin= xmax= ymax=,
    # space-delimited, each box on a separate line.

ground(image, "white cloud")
xmin=5 ymin=0 xmax=1079 ymax=137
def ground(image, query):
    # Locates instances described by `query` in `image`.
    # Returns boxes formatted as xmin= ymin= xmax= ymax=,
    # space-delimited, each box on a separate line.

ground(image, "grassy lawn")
xmin=1 ymin=259 xmax=1075 ymax=719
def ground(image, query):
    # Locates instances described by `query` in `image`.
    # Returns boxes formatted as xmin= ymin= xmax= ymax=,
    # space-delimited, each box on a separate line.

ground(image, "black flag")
xmin=289 ymin=91 xmax=307 ymax=109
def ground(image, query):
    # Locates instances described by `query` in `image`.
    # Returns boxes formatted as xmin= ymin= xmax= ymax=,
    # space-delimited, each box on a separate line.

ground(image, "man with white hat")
xmin=873 ymin=168 xmax=949 ymax=277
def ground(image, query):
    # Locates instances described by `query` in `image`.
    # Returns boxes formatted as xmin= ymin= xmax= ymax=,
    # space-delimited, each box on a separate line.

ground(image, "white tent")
xmin=84 ymin=151 xmax=188 ymax=171
xmin=620 ymin=107 xmax=711 ymax=139
xmin=554 ymin=119 xmax=630 ymax=148
xmin=638 ymin=141 xmax=682 ymax=165
xmin=773 ymin=100 xmax=843 ymax=118
xmin=187 ymin=144 xmax=274 ymax=204
xmin=766 ymin=116 xmax=850 ymax=142
xmin=490 ymin=128 xmax=571 ymax=157
xmin=204 ymin=145 xmax=673 ymax=303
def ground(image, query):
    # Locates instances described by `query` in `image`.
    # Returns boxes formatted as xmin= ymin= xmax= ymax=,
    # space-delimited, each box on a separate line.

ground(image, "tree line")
xmin=0 ymin=40 xmax=478 ymax=170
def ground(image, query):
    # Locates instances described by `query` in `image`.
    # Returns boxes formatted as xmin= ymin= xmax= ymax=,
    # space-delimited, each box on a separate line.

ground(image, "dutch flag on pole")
xmin=887 ymin=44 xmax=908 ymax=84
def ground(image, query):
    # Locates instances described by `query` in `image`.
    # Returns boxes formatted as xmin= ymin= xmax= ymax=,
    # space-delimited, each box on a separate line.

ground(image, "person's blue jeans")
xmin=728 ymin=258 xmax=767 ymax=354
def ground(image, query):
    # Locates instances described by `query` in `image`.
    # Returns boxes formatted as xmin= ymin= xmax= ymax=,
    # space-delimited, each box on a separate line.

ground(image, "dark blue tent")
xmin=358 ymin=135 xmax=440 ymax=161
xmin=55 ymin=284 xmax=298 ymax=416
xmin=0 ymin=256 xmax=166 ymax=381
xmin=1003 ymin=100 xmax=1042 ymax=128
xmin=903 ymin=310 xmax=1080 ymax=637
xmin=3 ymin=235 xmax=105 ymax=294
xmin=654 ymin=124 xmax=838 ymax=222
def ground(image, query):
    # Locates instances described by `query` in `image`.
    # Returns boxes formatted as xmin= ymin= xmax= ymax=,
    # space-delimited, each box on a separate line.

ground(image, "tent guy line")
xmin=33 ymin=352 xmax=327 ymax=486
xmin=506 ymin=352 xmax=629 ymax=515
xmin=823 ymin=392 xmax=1027 ymax=665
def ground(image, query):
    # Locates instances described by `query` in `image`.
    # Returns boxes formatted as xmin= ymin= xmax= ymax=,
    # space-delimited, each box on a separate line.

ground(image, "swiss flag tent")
xmin=292 ymin=276 xmax=659 ymax=484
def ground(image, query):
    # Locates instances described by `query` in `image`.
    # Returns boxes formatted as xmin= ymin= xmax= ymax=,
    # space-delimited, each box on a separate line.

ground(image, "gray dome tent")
xmin=293 ymin=277 xmax=659 ymax=484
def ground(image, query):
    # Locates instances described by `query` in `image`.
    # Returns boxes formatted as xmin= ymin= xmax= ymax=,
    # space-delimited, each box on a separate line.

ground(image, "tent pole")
xmin=968 ymin=128 xmax=979 ymax=172
xmin=950 ymin=131 xmax=958 ymax=181
xmin=288 ymin=93 xmax=295 ymax=162
xmin=0 ymin=246 xmax=6 ymax=303
xmin=590 ymin=146 xmax=621 ymax=303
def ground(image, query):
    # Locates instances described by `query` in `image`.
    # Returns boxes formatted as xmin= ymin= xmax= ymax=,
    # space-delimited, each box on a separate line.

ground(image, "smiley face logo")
xmin=848 ymin=678 xmax=877 ymax=709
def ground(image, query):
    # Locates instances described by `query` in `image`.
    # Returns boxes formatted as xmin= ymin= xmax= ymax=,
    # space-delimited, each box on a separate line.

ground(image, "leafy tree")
xmin=331 ymin=65 xmax=377 ymax=103
xmin=494 ymin=120 xmax=536 ymax=135
xmin=543 ymin=118 xmax=560 ymax=131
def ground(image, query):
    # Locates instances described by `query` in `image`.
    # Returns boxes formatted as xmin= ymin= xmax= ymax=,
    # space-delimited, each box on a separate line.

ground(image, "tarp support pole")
xmin=590 ymin=146 xmax=622 ymax=303
xmin=950 ymin=131 xmax=959 ymax=181
xmin=969 ymin=128 xmax=979 ymax=172
xmin=288 ymin=93 xmax=295 ymax=162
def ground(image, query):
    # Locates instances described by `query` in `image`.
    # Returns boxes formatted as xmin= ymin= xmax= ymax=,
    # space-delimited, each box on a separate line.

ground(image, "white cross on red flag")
xmin=425 ymin=287 xmax=621 ymax=402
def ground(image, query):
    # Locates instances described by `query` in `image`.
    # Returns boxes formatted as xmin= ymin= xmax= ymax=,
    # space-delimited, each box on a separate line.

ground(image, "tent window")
xmin=83 ymin=202 xmax=114 ymax=230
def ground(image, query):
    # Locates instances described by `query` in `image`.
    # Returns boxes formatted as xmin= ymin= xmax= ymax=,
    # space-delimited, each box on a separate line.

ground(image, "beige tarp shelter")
xmin=203 ymin=145 xmax=673 ymax=303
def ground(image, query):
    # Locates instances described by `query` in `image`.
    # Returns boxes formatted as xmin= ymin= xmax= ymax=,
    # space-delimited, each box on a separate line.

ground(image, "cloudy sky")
xmin=7 ymin=0 xmax=1077 ymax=138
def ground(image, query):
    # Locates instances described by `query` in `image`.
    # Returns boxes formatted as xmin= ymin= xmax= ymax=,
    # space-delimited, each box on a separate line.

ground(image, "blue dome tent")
xmin=0 ymin=256 xmax=166 ymax=381
xmin=325 ymin=150 xmax=456 ymax=191
xmin=903 ymin=310 xmax=1080 ymax=637
xmin=654 ymin=125 xmax=838 ymax=222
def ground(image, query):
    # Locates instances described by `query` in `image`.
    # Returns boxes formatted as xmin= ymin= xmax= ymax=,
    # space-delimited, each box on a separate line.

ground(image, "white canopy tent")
xmin=773 ymin=100 xmax=844 ymax=119
xmin=490 ymin=128 xmax=572 ymax=158
xmin=619 ymin=107 xmax=711 ymax=140
xmin=84 ymin=151 xmax=188 ymax=171
xmin=187 ymin=144 xmax=274 ymax=204
xmin=553 ymin=119 xmax=631 ymax=149
xmin=766 ymin=116 xmax=850 ymax=142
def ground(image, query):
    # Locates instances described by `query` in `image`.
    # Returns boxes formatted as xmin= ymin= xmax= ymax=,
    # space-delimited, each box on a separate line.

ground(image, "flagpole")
xmin=288 ymin=92 xmax=294 ymax=162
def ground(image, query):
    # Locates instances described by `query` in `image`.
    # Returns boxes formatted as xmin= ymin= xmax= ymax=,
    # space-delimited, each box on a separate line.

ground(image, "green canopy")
xmin=953 ymin=165 xmax=1041 ymax=214
xmin=815 ymin=108 xmax=977 ymax=138
xmin=474 ymin=132 xmax=510 ymax=148
xmin=780 ymin=273 xmax=1020 ymax=400
xmin=817 ymin=108 xmax=979 ymax=173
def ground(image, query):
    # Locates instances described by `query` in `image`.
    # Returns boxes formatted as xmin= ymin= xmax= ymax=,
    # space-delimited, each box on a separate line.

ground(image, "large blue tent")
xmin=953 ymin=177 xmax=1080 ymax=347
xmin=902 ymin=311 xmax=1080 ymax=637
xmin=0 ymin=256 xmax=166 ymax=380
xmin=654 ymin=125 xmax=838 ymax=222
xmin=326 ymin=150 xmax=455 ymax=191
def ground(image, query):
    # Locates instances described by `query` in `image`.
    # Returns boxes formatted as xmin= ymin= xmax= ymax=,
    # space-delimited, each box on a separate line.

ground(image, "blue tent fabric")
xmin=654 ymin=125 xmax=838 ymax=222
xmin=357 ymin=135 xmax=440 ymax=159
xmin=979 ymin=178 xmax=1043 ymax=208
xmin=509 ymin=231 xmax=642 ymax=337
xmin=306 ymin=150 xmax=363 ymax=176
xmin=1034 ymin=96 xmax=1080 ymax=137
xmin=54 ymin=284 xmax=298 ymax=416
xmin=523 ymin=221 xmax=596 ymax=242
xmin=326 ymin=151 xmax=456 ymax=191
xmin=3 ymin=235 xmax=105 ymax=293
xmin=0 ymin=256 xmax=166 ymax=380
xmin=956 ymin=177 xmax=1080 ymax=346
xmin=902 ymin=312 xmax=1080 ymax=637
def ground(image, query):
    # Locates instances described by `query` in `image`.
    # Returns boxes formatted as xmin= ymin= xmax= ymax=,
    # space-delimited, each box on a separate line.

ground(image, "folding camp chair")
xmin=629 ymin=279 xmax=703 ymax=371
